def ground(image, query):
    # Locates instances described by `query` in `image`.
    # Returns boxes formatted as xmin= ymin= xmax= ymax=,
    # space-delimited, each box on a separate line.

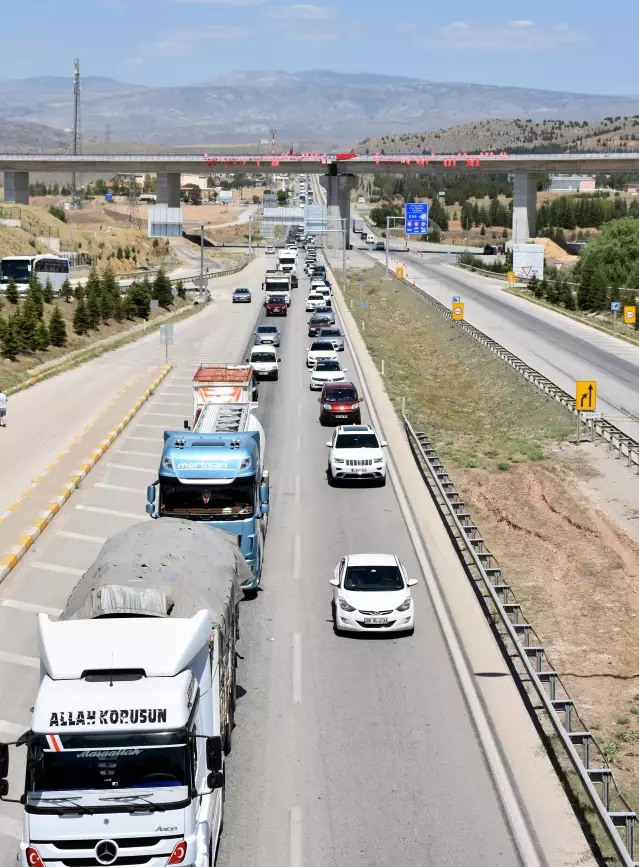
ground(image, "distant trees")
xmin=48 ymin=204 xmax=68 ymax=223
xmin=537 ymin=193 xmax=639 ymax=231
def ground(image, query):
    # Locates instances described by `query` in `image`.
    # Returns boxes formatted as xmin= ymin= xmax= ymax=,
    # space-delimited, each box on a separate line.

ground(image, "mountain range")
xmin=1 ymin=70 xmax=639 ymax=148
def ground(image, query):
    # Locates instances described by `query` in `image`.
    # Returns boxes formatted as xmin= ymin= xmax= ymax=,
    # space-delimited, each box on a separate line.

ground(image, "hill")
xmin=2 ymin=71 xmax=639 ymax=146
xmin=358 ymin=116 xmax=639 ymax=155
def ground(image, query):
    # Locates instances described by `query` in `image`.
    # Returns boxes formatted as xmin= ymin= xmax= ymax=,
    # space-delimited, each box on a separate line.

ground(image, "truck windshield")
xmin=266 ymin=280 xmax=289 ymax=291
xmin=161 ymin=479 xmax=255 ymax=520
xmin=26 ymin=731 xmax=190 ymax=793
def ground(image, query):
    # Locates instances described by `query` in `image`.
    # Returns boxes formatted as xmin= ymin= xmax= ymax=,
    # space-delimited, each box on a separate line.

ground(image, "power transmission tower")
xmin=271 ymin=129 xmax=277 ymax=150
xmin=125 ymin=173 xmax=140 ymax=228
xmin=70 ymin=58 xmax=83 ymax=209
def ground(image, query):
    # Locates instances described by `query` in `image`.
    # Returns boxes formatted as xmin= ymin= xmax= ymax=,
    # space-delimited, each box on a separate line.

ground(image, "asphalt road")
xmin=0 ymin=258 xmax=521 ymax=865
xmin=367 ymin=248 xmax=639 ymax=439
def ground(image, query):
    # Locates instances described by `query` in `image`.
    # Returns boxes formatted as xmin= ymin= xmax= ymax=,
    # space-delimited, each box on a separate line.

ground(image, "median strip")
xmin=0 ymin=364 xmax=171 ymax=585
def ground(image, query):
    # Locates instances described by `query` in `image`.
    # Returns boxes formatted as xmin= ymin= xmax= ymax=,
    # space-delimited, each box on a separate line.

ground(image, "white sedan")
xmin=265 ymin=246 xmax=276 ymax=255
xmin=307 ymin=339 xmax=338 ymax=368
xmin=310 ymin=359 xmax=347 ymax=390
xmin=305 ymin=293 xmax=326 ymax=312
xmin=330 ymin=553 xmax=417 ymax=635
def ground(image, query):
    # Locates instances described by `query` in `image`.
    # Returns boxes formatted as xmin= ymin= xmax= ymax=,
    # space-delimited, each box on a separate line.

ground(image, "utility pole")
xmin=271 ymin=129 xmax=277 ymax=151
xmin=71 ymin=58 xmax=82 ymax=209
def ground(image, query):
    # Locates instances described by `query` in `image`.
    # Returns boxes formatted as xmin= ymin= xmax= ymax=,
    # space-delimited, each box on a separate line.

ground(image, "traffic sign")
xmin=507 ymin=271 xmax=516 ymax=286
xmin=521 ymin=265 xmax=532 ymax=277
xmin=554 ymin=262 xmax=564 ymax=271
xmin=624 ymin=305 xmax=636 ymax=324
xmin=360 ymin=300 xmax=369 ymax=310
xmin=452 ymin=303 xmax=464 ymax=321
xmin=160 ymin=324 xmax=174 ymax=345
xmin=404 ymin=202 xmax=429 ymax=236
xmin=610 ymin=301 xmax=621 ymax=312
xmin=395 ymin=265 xmax=404 ymax=279
xmin=452 ymin=295 xmax=461 ymax=303
xmin=576 ymin=380 xmax=597 ymax=412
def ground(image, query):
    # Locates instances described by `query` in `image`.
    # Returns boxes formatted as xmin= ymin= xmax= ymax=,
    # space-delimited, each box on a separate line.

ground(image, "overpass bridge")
xmin=2 ymin=150 xmax=639 ymax=245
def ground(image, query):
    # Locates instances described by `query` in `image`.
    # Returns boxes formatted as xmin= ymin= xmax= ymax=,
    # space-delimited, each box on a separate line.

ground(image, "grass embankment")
xmin=339 ymin=262 xmax=639 ymax=834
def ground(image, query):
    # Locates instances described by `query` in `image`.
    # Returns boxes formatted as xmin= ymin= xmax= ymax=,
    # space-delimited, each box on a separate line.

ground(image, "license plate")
xmin=364 ymin=617 xmax=388 ymax=625
xmin=335 ymin=414 xmax=347 ymax=419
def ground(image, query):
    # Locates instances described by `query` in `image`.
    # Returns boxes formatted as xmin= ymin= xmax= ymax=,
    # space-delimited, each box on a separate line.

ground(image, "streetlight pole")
xmin=248 ymin=215 xmax=252 ymax=257
xmin=200 ymin=223 xmax=205 ymax=300
xmin=384 ymin=215 xmax=406 ymax=278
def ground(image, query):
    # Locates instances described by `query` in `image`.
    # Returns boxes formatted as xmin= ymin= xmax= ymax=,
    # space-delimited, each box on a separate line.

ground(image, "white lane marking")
xmin=292 ymin=632 xmax=302 ymax=705
xmin=0 ymin=599 xmax=62 ymax=617
xmin=293 ymin=533 xmax=301 ymax=580
xmin=94 ymin=483 xmax=142 ymax=494
xmin=294 ymin=474 xmax=301 ymax=505
xmin=135 ymin=424 xmax=171 ymax=429
xmin=151 ymin=401 xmax=191 ymax=407
xmin=127 ymin=437 xmax=162 ymax=443
xmin=169 ymin=376 xmax=193 ymax=381
xmin=31 ymin=562 xmax=84 ymax=577
xmin=143 ymin=412 xmax=188 ymax=418
xmin=290 ymin=806 xmax=302 ymax=867
xmin=338 ymin=279 xmax=544 ymax=867
xmin=75 ymin=505 xmax=147 ymax=520
xmin=115 ymin=450 xmax=159 ymax=458
xmin=0 ymin=649 xmax=39 ymax=669
xmin=0 ymin=816 xmax=22 ymax=841
xmin=0 ymin=719 xmax=26 ymax=738
xmin=107 ymin=463 xmax=156 ymax=474
xmin=57 ymin=531 xmax=107 ymax=544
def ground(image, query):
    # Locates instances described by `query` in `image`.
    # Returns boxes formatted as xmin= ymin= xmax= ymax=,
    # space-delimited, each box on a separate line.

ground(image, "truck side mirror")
xmin=207 ymin=769 xmax=225 ymax=791
xmin=261 ymin=503 xmax=270 ymax=516
xmin=146 ymin=485 xmax=155 ymax=504
xmin=206 ymin=736 xmax=223 ymax=771
xmin=184 ymin=420 xmax=190 ymax=430
xmin=0 ymin=743 xmax=9 ymax=780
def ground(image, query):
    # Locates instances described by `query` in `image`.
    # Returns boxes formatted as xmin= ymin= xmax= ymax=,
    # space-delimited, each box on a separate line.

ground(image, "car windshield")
xmin=160 ymin=479 xmax=254 ymax=520
xmin=324 ymin=388 xmax=357 ymax=402
xmin=26 ymin=731 xmax=190 ymax=794
xmin=321 ymin=330 xmax=340 ymax=337
xmin=251 ymin=351 xmax=276 ymax=362
xmin=311 ymin=341 xmax=334 ymax=351
xmin=335 ymin=433 xmax=379 ymax=449
xmin=316 ymin=360 xmax=341 ymax=371
xmin=268 ymin=296 xmax=285 ymax=303
xmin=344 ymin=565 xmax=404 ymax=592
xmin=257 ymin=326 xmax=277 ymax=333
xmin=235 ymin=288 xmax=249 ymax=293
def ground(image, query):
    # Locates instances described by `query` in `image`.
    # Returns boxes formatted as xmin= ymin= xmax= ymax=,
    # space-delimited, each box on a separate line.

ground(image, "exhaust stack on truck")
xmin=0 ymin=519 xmax=247 ymax=867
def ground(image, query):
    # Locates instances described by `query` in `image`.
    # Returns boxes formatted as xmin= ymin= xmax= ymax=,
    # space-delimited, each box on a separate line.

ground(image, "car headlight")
xmin=339 ymin=596 xmax=356 ymax=612
xmin=323 ymin=403 xmax=331 ymax=410
xmin=396 ymin=595 xmax=412 ymax=612
xmin=162 ymin=456 xmax=174 ymax=471
xmin=333 ymin=458 xmax=344 ymax=464
xmin=374 ymin=457 xmax=384 ymax=463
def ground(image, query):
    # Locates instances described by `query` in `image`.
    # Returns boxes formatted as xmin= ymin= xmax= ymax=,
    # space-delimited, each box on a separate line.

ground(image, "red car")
xmin=319 ymin=382 xmax=362 ymax=425
xmin=266 ymin=295 xmax=287 ymax=316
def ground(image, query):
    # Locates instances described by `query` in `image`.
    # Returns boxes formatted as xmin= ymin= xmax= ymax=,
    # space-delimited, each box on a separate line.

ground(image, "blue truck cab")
xmin=147 ymin=421 xmax=269 ymax=593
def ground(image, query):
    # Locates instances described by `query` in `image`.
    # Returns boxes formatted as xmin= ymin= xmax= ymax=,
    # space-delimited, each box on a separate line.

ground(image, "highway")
xmin=360 ymin=247 xmax=639 ymax=440
xmin=0 ymin=254 xmax=523 ymax=865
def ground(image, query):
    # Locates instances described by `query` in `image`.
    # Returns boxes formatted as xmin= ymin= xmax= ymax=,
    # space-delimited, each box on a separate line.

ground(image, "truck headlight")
xmin=162 ymin=456 xmax=174 ymax=472
xmin=323 ymin=403 xmax=331 ymax=410
xmin=240 ymin=457 xmax=251 ymax=470
xmin=339 ymin=597 xmax=356 ymax=612
xmin=396 ymin=596 xmax=412 ymax=612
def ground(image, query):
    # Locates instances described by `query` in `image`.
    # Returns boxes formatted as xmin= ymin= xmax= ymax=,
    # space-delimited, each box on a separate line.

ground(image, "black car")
xmin=232 ymin=287 xmax=251 ymax=303
xmin=311 ymin=267 xmax=326 ymax=279
xmin=291 ymin=272 xmax=298 ymax=288
xmin=375 ymin=242 xmax=385 ymax=251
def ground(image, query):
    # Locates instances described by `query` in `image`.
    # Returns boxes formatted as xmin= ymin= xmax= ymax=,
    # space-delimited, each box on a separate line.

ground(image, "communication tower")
xmin=70 ymin=58 xmax=83 ymax=209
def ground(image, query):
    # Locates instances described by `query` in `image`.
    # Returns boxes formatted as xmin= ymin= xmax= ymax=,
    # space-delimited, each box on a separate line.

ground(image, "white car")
xmin=310 ymin=359 xmax=347 ymax=390
xmin=326 ymin=424 xmax=387 ymax=485
xmin=265 ymin=246 xmax=276 ymax=255
xmin=247 ymin=345 xmax=281 ymax=381
xmin=305 ymin=293 xmax=325 ymax=312
xmin=330 ymin=553 xmax=417 ymax=635
xmin=307 ymin=339 xmax=338 ymax=368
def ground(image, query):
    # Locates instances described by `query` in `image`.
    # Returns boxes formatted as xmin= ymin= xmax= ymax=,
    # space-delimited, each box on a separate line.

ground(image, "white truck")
xmin=276 ymin=249 xmax=296 ymax=273
xmin=262 ymin=270 xmax=292 ymax=306
xmin=0 ymin=518 xmax=249 ymax=867
xmin=190 ymin=363 xmax=259 ymax=427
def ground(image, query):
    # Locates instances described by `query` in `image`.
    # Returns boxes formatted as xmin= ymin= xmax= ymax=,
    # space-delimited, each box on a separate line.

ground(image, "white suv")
xmin=326 ymin=424 xmax=387 ymax=486
xmin=247 ymin=345 xmax=281 ymax=381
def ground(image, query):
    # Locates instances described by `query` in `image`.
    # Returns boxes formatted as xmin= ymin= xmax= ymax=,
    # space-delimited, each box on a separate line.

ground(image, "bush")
xmin=48 ymin=205 xmax=68 ymax=223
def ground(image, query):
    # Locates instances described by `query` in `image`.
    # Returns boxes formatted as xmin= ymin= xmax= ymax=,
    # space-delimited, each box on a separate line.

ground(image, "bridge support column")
xmin=4 ymin=171 xmax=29 ymax=205
xmin=321 ymin=172 xmax=357 ymax=250
xmin=512 ymin=172 xmax=537 ymax=243
xmin=156 ymin=171 xmax=181 ymax=208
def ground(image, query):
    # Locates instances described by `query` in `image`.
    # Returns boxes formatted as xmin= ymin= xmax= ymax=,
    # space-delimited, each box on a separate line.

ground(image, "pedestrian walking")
xmin=0 ymin=388 xmax=7 ymax=427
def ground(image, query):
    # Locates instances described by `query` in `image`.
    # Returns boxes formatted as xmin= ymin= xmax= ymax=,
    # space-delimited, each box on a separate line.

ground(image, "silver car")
xmin=319 ymin=327 xmax=344 ymax=351
xmin=254 ymin=324 xmax=281 ymax=346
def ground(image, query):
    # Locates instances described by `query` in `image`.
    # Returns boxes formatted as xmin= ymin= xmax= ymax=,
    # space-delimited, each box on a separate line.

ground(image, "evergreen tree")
xmin=73 ymin=297 xmax=90 ymax=335
xmin=86 ymin=272 xmax=102 ymax=329
xmin=60 ymin=278 xmax=73 ymax=303
xmin=546 ymin=278 xmax=560 ymax=305
xmin=34 ymin=319 xmax=50 ymax=351
xmin=126 ymin=281 xmax=151 ymax=319
xmin=153 ymin=268 xmax=174 ymax=309
xmin=5 ymin=278 xmax=19 ymax=305
xmin=528 ymin=274 xmax=539 ymax=296
xmin=27 ymin=280 xmax=44 ymax=319
xmin=176 ymin=280 xmax=186 ymax=300
xmin=561 ymin=280 xmax=576 ymax=310
xmin=42 ymin=279 xmax=55 ymax=304
xmin=538 ymin=276 xmax=548 ymax=299
xmin=101 ymin=267 xmax=119 ymax=323
xmin=18 ymin=300 xmax=39 ymax=350
xmin=479 ymin=224 xmax=486 ymax=236
xmin=74 ymin=283 xmax=85 ymax=302
xmin=122 ymin=295 xmax=137 ymax=320
xmin=1 ymin=317 xmax=21 ymax=360
xmin=49 ymin=305 xmax=68 ymax=347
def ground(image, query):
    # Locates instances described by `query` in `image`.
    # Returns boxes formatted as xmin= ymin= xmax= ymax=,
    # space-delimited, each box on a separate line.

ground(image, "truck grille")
xmin=45 ymin=839 xmax=170 ymax=850
xmin=346 ymin=459 xmax=373 ymax=466
xmin=59 ymin=857 xmax=151 ymax=867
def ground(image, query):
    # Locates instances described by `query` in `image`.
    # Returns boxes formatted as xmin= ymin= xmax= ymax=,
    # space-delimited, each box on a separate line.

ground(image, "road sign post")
xmin=623 ymin=305 xmax=636 ymax=327
xmin=404 ymin=202 xmax=429 ymax=238
xmin=575 ymin=380 xmax=597 ymax=446
xmin=610 ymin=300 xmax=621 ymax=333
xmin=452 ymin=302 xmax=464 ymax=321
xmin=507 ymin=271 xmax=516 ymax=286
xmin=160 ymin=323 xmax=174 ymax=363
xmin=395 ymin=265 xmax=404 ymax=280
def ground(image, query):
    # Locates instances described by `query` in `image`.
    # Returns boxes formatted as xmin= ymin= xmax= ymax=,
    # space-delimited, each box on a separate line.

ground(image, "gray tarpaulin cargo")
xmin=60 ymin=519 xmax=248 ymax=644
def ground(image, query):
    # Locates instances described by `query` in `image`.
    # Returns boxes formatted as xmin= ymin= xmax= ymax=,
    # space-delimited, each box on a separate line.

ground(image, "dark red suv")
xmin=266 ymin=296 xmax=287 ymax=316
xmin=319 ymin=382 xmax=362 ymax=425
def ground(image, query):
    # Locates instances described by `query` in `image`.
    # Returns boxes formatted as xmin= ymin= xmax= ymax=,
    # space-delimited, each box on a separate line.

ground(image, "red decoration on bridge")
xmin=466 ymin=158 xmax=480 ymax=167
xmin=443 ymin=158 xmax=457 ymax=167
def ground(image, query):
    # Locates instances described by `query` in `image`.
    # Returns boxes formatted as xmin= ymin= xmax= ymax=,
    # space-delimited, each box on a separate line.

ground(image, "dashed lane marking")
xmin=57 ymin=531 xmax=107 ymax=544
xmin=0 ymin=649 xmax=39 ymax=669
xmin=30 ymin=562 xmax=84 ymax=577
xmin=75 ymin=505 xmax=148 ymax=520
xmin=0 ymin=598 xmax=63 ymax=617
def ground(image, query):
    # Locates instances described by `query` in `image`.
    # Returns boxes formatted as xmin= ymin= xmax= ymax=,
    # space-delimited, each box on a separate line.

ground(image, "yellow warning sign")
xmin=395 ymin=265 xmax=404 ymax=280
xmin=452 ymin=303 xmax=464 ymax=321
xmin=623 ymin=305 xmax=636 ymax=324
xmin=507 ymin=271 xmax=516 ymax=286
xmin=576 ymin=380 xmax=597 ymax=412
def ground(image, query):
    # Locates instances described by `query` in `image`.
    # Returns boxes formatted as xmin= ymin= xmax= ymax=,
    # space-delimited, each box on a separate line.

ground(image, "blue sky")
xmin=0 ymin=0 xmax=634 ymax=95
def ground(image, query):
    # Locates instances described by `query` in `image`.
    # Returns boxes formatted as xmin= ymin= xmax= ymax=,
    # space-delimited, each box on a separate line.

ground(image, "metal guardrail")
xmin=168 ymin=255 xmax=253 ymax=288
xmin=403 ymin=414 xmax=638 ymax=866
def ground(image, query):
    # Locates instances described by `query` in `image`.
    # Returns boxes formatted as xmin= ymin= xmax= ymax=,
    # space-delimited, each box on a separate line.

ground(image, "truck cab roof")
xmin=193 ymin=364 xmax=254 ymax=385
xmin=161 ymin=431 xmax=260 ymax=481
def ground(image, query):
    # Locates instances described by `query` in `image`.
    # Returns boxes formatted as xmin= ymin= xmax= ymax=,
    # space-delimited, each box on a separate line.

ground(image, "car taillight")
xmin=167 ymin=841 xmax=187 ymax=865
xmin=26 ymin=849 xmax=45 ymax=867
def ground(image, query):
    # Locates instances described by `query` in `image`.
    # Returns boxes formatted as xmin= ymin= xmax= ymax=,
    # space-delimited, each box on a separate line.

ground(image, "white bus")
xmin=0 ymin=254 xmax=70 ymax=295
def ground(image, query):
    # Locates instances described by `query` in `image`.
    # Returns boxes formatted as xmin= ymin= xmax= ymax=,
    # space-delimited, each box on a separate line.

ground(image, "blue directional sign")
xmin=610 ymin=301 xmax=621 ymax=312
xmin=452 ymin=295 xmax=461 ymax=303
xmin=404 ymin=202 xmax=429 ymax=236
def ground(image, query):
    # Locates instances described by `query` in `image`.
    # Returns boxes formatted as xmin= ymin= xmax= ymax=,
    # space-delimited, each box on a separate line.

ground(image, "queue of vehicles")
xmin=0 ymin=223 xmax=416 ymax=867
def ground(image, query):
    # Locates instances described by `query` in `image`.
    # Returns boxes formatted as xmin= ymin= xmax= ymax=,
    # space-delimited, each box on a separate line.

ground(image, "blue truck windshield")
xmin=160 ymin=479 xmax=255 ymax=520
